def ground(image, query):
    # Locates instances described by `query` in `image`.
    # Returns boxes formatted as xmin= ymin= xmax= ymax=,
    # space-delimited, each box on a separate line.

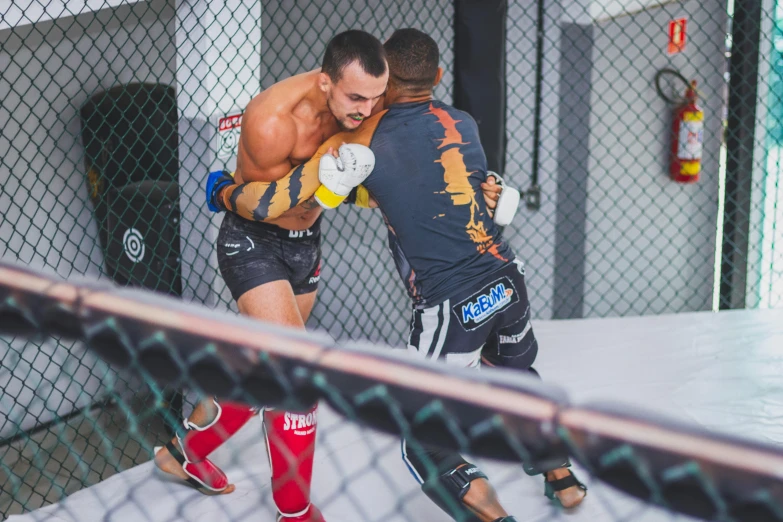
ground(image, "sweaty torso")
xmin=234 ymin=71 xmax=339 ymax=230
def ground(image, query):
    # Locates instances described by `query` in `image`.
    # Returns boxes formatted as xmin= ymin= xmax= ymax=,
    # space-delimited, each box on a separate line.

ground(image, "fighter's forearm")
xmin=218 ymin=121 xmax=380 ymax=221
xmin=219 ymin=161 xmax=321 ymax=222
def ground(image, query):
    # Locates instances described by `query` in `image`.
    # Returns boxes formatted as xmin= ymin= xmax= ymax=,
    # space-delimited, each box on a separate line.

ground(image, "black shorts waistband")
xmin=224 ymin=211 xmax=322 ymax=240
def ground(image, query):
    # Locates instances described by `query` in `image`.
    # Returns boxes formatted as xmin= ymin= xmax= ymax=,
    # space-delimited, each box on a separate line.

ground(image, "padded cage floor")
xmin=8 ymin=308 xmax=783 ymax=522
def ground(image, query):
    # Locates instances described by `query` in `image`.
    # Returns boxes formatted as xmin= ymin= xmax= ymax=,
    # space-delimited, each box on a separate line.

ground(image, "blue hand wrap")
xmin=206 ymin=170 xmax=234 ymax=212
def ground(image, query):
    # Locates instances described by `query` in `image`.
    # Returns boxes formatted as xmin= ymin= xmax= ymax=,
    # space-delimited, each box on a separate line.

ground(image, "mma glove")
xmin=487 ymin=171 xmax=521 ymax=227
xmin=314 ymin=144 xmax=375 ymax=209
xmin=206 ymin=170 xmax=234 ymax=212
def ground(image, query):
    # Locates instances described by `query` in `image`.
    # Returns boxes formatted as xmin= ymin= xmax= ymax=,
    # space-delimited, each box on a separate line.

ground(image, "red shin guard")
xmin=175 ymin=400 xmax=256 ymax=492
xmin=264 ymin=405 xmax=324 ymax=521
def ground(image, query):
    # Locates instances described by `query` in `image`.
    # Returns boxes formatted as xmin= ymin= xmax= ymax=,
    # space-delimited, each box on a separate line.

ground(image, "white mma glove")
xmin=487 ymin=171 xmax=521 ymax=227
xmin=314 ymin=144 xmax=376 ymax=209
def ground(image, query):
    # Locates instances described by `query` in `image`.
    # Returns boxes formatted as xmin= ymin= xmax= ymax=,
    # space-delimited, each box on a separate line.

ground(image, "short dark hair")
xmin=383 ymin=28 xmax=439 ymax=92
xmin=322 ymin=30 xmax=387 ymax=82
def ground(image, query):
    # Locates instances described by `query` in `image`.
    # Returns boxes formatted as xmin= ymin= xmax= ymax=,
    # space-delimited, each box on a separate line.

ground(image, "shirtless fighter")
xmin=153 ymin=30 xmax=387 ymax=522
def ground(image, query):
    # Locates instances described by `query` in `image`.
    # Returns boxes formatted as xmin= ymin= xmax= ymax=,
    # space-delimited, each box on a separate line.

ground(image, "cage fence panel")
xmin=0 ymin=0 xmax=782 ymax=519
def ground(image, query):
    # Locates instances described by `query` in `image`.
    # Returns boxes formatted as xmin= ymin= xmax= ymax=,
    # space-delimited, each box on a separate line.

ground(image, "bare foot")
xmin=546 ymin=468 xmax=586 ymax=509
xmin=154 ymin=443 xmax=237 ymax=495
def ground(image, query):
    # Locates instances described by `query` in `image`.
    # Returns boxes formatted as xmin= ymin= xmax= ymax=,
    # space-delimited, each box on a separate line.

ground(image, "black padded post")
xmin=453 ymin=0 xmax=507 ymax=175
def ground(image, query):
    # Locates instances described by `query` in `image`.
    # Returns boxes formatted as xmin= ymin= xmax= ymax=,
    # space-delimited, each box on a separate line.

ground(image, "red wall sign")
xmin=668 ymin=18 xmax=687 ymax=55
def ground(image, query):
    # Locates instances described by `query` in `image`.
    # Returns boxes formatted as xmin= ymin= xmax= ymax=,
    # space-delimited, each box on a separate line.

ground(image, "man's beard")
xmin=327 ymin=97 xmax=359 ymax=132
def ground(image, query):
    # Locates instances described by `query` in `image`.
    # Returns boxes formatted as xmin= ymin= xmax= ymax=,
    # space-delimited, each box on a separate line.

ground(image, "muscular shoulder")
xmin=237 ymin=72 xmax=322 ymax=182
xmin=237 ymin=94 xmax=298 ymax=182
xmin=243 ymin=102 xmax=297 ymax=154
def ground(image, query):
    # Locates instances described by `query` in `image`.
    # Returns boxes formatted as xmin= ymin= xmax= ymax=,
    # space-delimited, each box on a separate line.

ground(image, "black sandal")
xmin=544 ymin=469 xmax=587 ymax=507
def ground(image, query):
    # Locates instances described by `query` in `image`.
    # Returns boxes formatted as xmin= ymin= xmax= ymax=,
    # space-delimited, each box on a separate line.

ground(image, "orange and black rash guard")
xmin=363 ymin=100 xmax=513 ymax=307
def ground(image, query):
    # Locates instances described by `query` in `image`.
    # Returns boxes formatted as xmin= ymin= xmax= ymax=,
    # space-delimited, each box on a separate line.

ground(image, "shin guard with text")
xmin=176 ymin=400 xmax=256 ymax=492
xmin=264 ymin=405 xmax=324 ymax=521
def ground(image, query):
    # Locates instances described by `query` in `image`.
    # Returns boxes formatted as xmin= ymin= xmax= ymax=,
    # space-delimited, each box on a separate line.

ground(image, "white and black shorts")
xmin=406 ymin=260 xmax=538 ymax=371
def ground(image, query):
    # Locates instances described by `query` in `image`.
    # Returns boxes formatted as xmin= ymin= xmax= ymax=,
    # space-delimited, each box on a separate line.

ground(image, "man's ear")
xmin=433 ymin=67 xmax=444 ymax=87
xmin=318 ymin=71 xmax=331 ymax=93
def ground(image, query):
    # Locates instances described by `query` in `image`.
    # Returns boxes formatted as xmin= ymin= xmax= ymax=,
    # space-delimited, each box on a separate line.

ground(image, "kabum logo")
xmin=451 ymin=276 xmax=519 ymax=331
xmin=461 ymin=283 xmax=513 ymax=323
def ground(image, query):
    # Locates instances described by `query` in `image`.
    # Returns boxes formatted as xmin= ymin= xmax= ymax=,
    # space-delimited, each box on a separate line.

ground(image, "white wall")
xmin=504 ymin=0 xmax=564 ymax=320
xmin=506 ymin=0 xmax=730 ymax=319
xmin=560 ymin=0 xmax=683 ymax=23
xmin=0 ymin=0 xmax=145 ymax=31
xmin=0 ymin=0 xmax=176 ymax=436
xmin=174 ymin=0 xmax=262 ymax=307
xmin=582 ymin=0 xmax=727 ymax=317
xmin=591 ymin=0 xmax=678 ymax=21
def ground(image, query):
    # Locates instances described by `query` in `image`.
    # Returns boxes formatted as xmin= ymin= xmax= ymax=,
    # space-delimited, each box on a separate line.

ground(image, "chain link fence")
xmin=4 ymin=261 xmax=783 ymax=522
xmin=1 ymin=0 xmax=782 ymax=518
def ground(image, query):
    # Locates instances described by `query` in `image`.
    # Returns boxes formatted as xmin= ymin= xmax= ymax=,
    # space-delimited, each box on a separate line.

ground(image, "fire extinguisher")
xmin=670 ymin=80 xmax=704 ymax=183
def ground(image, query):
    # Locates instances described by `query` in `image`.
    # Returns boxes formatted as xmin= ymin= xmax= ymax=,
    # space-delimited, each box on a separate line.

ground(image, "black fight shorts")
xmin=406 ymin=259 xmax=538 ymax=370
xmin=217 ymin=212 xmax=322 ymax=302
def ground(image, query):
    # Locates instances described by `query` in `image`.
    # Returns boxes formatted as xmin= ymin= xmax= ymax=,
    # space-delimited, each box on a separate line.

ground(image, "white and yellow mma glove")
xmin=314 ymin=144 xmax=376 ymax=209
